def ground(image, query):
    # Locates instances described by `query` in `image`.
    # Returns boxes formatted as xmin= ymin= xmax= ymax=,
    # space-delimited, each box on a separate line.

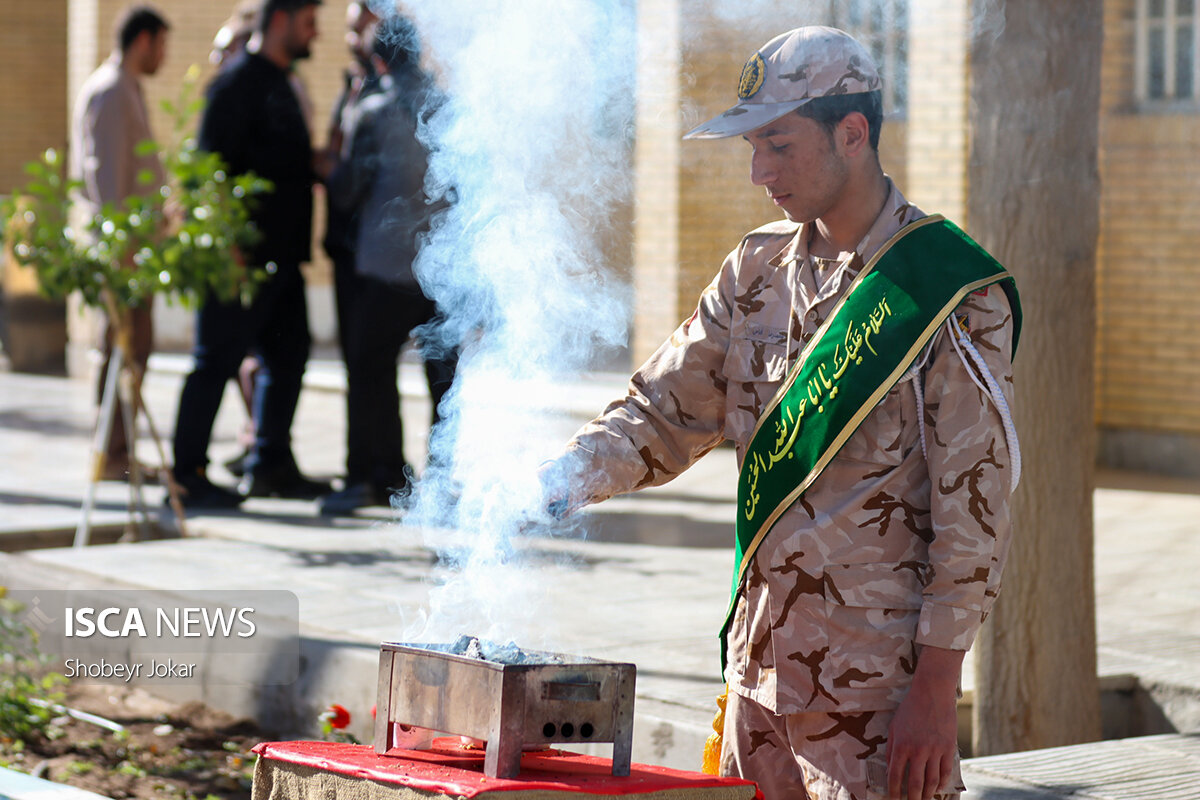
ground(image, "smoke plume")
xmin=380 ymin=0 xmax=636 ymax=647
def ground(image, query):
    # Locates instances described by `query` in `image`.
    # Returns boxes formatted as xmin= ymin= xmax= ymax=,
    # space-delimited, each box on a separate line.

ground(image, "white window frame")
xmin=1135 ymin=0 xmax=1199 ymax=105
xmin=830 ymin=0 xmax=909 ymax=116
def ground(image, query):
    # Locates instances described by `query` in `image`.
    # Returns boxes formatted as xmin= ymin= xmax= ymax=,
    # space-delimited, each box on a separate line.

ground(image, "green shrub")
xmin=0 ymin=590 xmax=66 ymax=743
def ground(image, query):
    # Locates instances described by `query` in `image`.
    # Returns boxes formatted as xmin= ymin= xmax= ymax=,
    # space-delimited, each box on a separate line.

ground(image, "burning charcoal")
xmin=449 ymin=634 xmax=485 ymax=659
xmin=431 ymin=637 xmax=574 ymax=665
xmin=483 ymin=640 xmax=526 ymax=664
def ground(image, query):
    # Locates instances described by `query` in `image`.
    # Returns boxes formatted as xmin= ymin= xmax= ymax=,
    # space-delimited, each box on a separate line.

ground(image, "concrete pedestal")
xmin=251 ymin=741 xmax=759 ymax=800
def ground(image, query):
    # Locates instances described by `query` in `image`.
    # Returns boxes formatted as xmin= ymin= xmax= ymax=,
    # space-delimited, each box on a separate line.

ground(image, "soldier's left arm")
xmin=888 ymin=284 xmax=1018 ymax=800
xmin=919 ymin=283 xmax=1017 ymax=649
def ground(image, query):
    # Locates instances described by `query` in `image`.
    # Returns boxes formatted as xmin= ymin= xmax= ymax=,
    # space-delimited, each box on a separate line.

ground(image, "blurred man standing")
xmin=321 ymin=0 xmax=380 ymax=363
xmin=319 ymin=16 xmax=458 ymax=515
xmin=170 ymin=0 xmax=326 ymax=508
xmin=70 ymin=4 xmax=169 ymax=482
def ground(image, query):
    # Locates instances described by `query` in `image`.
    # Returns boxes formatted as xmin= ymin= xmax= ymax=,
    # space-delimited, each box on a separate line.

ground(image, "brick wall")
xmin=1096 ymin=0 xmax=1200 ymax=435
xmin=0 ymin=0 xmax=68 ymax=193
xmin=631 ymin=0 xmax=683 ymax=362
xmin=905 ymin=0 xmax=967 ymax=223
xmin=675 ymin=18 xmax=782 ymax=347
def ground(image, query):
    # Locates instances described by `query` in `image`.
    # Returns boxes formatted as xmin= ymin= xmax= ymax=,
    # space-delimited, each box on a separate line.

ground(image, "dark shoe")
xmin=171 ymin=469 xmax=243 ymax=509
xmin=240 ymin=464 xmax=331 ymax=500
xmin=318 ymin=482 xmax=388 ymax=516
xmin=223 ymin=446 xmax=253 ymax=478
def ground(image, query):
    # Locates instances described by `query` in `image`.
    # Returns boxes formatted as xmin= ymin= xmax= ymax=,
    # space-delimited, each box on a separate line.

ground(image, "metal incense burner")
xmin=373 ymin=637 xmax=636 ymax=778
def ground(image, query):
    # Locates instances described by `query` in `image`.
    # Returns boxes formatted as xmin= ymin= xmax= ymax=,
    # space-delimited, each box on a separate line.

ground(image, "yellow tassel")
xmin=700 ymin=688 xmax=728 ymax=775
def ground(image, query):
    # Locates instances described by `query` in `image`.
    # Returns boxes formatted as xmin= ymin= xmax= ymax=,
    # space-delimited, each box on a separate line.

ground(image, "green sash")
xmin=721 ymin=215 xmax=1021 ymax=668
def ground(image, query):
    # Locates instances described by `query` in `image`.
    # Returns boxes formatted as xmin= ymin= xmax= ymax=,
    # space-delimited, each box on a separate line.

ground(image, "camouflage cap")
xmin=684 ymin=26 xmax=882 ymax=140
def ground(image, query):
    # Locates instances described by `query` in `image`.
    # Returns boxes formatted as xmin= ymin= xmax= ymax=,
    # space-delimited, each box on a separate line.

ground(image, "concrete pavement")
xmin=0 ymin=356 xmax=1197 ymax=795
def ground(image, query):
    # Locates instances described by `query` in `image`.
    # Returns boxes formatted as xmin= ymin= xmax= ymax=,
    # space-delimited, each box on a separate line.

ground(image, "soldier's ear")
xmin=839 ymin=112 xmax=870 ymax=157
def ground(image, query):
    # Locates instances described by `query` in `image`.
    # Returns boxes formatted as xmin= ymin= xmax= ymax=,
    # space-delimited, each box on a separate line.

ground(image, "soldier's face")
xmin=745 ymin=112 xmax=850 ymax=225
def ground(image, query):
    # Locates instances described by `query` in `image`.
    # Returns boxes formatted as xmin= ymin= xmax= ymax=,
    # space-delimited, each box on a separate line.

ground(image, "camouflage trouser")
xmin=719 ymin=691 xmax=964 ymax=800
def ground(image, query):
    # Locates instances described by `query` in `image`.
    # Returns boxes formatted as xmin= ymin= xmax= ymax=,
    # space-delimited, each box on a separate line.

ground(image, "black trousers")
xmin=173 ymin=264 xmax=311 ymax=477
xmin=331 ymin=253 xmax=355 ymax=361
xmin=343 ymin=277 xmax=457 ymax=489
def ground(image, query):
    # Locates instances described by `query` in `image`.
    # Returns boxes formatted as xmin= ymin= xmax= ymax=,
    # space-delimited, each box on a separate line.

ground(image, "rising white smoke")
xmin=379 ymin=0 xmax=636 ymax=647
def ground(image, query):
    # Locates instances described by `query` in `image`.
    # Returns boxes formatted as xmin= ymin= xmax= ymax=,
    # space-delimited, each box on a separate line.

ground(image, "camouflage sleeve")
xmin=917 ymin=284 xmax=1017 ymax=651
xmin=558 ymin=250 xmax=739 ymax=506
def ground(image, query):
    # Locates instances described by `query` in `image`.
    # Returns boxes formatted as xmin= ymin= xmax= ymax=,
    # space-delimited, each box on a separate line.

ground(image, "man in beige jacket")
xmin=69 ymin=4 xmax=169 ymax=480
xmin=541 ymin=27 xmax=1019 ymax=800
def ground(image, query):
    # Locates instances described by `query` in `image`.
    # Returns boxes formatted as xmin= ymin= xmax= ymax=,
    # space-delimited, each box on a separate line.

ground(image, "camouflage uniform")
xmin=556 ymin=181 xmax=1016 ymax=799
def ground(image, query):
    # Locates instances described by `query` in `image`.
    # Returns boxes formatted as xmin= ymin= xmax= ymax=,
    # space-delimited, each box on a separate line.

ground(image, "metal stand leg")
xmin=75 ymin=346 xmax=123 ymax=549
xmin=374 ymin=651 xmax=396 ymax=754
xmin=74 ymin=343 xmax=188 ymax=545
xmin=118 ymin=359 xmax=150 ymax=541
xmin=484 ymin=733 xmax=523 ymax=779
xmin=610 ymin=666 xmax=636 ymax=776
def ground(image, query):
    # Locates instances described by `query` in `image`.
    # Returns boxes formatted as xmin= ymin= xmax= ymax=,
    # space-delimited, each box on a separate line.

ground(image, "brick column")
xmin=631 ymin=5 xmax=782 ymax=364
xmin=0 ymin=0 xmax=69 ymax=189
xmin=631 ymin=0 xmax=683 ymax=362
xmin=65 ymin=0 xmax=108 ymax=377
xmin=905 ymin=0 xmax=969 ymax=220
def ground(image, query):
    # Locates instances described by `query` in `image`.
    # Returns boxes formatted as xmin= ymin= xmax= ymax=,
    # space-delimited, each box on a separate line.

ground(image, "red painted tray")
xmin=253 ymin=740 xmax=761 ymax=798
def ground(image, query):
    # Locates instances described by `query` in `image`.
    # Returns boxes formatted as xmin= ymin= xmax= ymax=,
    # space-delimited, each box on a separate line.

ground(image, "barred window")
xmin=1137 ymin=0 xmax=1198 ymax=102
xmin=831 ymin=0 xmax=909 ymax=115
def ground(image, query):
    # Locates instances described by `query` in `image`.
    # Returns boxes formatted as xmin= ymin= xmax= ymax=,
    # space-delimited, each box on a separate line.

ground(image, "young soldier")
xmin=541 ymin=27 xmax=1021 ymax=800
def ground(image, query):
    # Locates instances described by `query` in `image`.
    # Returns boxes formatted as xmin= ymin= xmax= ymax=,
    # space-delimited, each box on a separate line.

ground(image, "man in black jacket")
xmin=170 ymin=0 xmax=327 ymax=508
